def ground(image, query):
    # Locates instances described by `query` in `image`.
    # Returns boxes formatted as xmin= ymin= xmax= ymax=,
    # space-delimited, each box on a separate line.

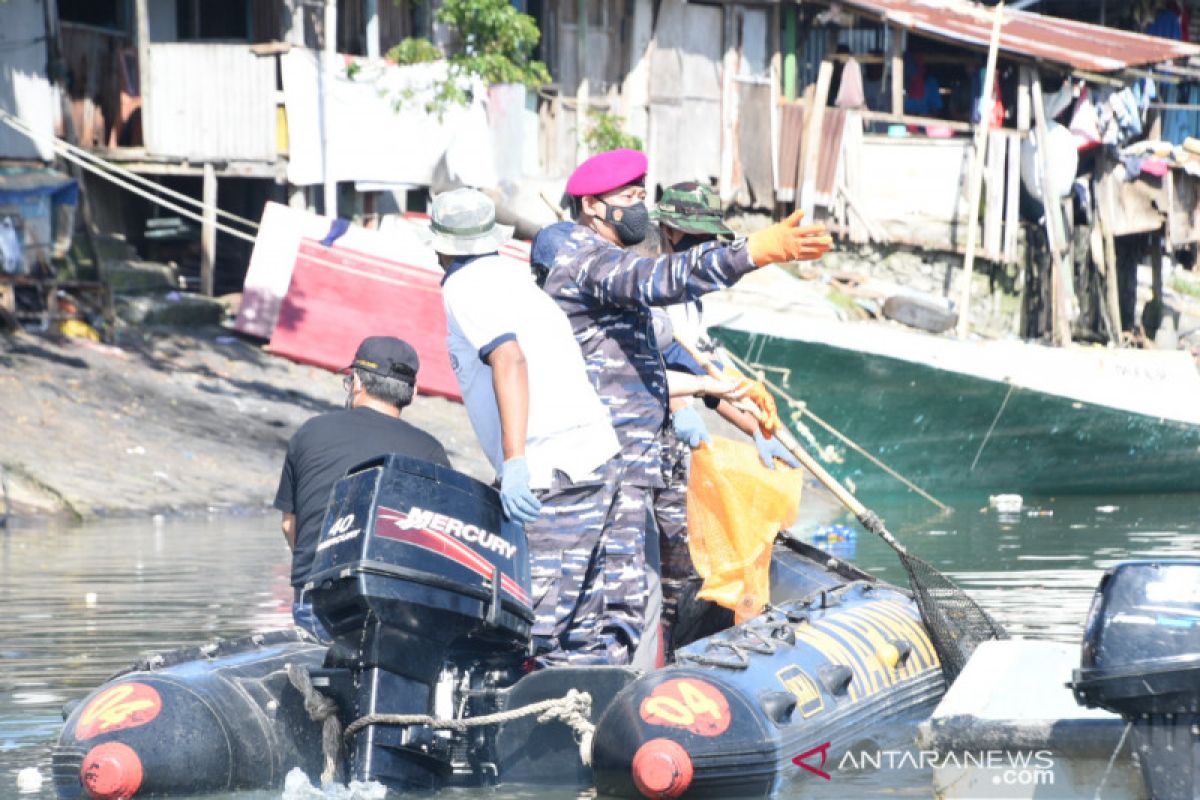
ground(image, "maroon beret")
xmin=565 ymin=148 xmax=648 ymax=197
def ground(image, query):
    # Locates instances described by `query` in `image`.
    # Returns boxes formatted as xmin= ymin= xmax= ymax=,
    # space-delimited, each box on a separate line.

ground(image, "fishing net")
xmin=856 ymin=511 xmax=1007 ymax=684
xmin=687 ymin=436 xmax=805 ymax=623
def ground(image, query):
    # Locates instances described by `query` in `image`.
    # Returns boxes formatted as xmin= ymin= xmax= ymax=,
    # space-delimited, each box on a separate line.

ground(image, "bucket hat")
xmin=429 ymin=188 xmax=514 ymax=256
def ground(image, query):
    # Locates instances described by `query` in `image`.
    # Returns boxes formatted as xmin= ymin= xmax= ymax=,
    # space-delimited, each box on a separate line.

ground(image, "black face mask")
xmin=601 ymin=201 xmax=650 ymax=246
xmin=672 ymin=233 xmax=716 ymax=252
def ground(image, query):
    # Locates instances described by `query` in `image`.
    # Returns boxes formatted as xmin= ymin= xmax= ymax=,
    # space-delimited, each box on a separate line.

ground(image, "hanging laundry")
xmin=835 ymin=57 xmax=866 ymax=109
xmin=1043 ymin=78 xmax=1074 ymax=120
xmin=1147 ymin=3 xmax=1184 ymax=40
xmin=1141 ymin=158 xmax=1170 ymax=177
xmin=972 ymin=67 xmax=1004 ymax=127
xmin=1069 ymin=89 xmax=1102 ymax=149
xmin=904 ymin=54 xmax=944 ymax=117
xmin=1110 ymin=88 xmax=1143 ymax=142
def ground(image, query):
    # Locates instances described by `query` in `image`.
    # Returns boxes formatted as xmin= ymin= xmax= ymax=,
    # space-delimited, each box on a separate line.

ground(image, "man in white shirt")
xmin=432 ymin=188 xmax=631 ymax=666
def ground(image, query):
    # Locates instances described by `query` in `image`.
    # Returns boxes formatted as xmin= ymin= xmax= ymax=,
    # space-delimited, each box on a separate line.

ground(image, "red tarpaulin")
xmin=268 ymin=236 xmax=531 ymax=402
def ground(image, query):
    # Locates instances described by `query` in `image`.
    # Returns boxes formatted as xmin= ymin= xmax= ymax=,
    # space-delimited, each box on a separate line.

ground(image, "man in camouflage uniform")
xmin=651 ymin=182 xmax=803 ymax=653
xmin=541 ymin=149 xmax=831 ymax=667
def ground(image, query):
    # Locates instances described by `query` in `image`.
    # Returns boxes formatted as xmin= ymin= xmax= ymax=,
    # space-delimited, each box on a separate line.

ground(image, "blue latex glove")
xmin=499 ymin=456 xmax=542 ymax=524
xmin=672 ymin=406 xmax=711 ymax=449
xmin=754 ymin=428 xmax=801 ymax=470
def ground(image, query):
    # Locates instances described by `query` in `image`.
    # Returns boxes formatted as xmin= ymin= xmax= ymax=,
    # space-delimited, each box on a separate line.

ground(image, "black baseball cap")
xmin=347 ymin=336 xmax=419 ymax=381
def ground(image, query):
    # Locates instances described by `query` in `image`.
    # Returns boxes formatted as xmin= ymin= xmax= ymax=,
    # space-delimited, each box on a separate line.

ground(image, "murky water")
xmin=1 ymin=493 xmax=1197 ymax=799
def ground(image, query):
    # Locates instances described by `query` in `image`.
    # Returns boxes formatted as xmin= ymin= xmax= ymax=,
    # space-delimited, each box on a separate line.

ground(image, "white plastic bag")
xmin=0 ymin=217 xmax=23 ymax=274
xmin=1020 ymin=123 xmax=1078 ymax=201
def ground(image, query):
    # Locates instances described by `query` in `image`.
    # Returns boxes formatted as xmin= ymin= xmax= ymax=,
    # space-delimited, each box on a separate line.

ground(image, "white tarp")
xmin=0 ymin=0 xmax=56 ymax=160
xmin=282 ymin=51 xmax=496 ymax=189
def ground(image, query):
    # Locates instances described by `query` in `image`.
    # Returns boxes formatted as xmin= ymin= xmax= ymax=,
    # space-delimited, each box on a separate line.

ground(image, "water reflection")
xmin=0 ymin=513 xmax=294 ymax=798
xmin=1 ymin=492 xmax=1197 ymax=799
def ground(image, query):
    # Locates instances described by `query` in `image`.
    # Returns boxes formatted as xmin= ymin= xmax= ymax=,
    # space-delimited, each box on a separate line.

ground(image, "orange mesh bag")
xmin=687 ymin=436 xmax=804 ymax=623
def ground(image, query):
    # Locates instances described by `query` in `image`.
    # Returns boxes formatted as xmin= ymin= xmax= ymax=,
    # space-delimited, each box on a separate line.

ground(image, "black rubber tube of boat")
xmin=673 ymin=335 xmax=1006 ymax=683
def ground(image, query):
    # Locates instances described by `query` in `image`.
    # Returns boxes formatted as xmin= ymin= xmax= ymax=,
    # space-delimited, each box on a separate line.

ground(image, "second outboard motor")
xmin=1071 ymin=560 xmax=1200 ymax=800
xmin=306 ymin=454 xmax=533 ymax=791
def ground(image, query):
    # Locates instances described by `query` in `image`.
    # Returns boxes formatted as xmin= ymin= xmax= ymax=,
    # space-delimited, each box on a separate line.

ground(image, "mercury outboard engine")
xmin=305 ymin=454 xmax=533 ymax=791
xmin=1070 ymin=560 xmax=1200 ymax=800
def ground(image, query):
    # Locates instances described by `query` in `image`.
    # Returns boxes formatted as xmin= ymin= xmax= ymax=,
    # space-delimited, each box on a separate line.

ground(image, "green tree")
xmin=387 ymin=37 xmax=442 ymax=66
xmin=584 ymin=110 xmax=643 ymax=154
xmin=437 ymin=0 xmax=550 ymax=88
xmin=378 ymin=0 xmax=550 ymax=114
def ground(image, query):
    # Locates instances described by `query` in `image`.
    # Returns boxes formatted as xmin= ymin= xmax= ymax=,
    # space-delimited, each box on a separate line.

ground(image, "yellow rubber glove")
xmin=747 ymin=210 xmax=833 ymax=266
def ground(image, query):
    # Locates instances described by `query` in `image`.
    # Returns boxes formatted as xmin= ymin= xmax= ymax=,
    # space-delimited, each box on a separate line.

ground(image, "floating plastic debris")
xmin=988 ymin=494 xmax=1023 ymax=514
xmin=16 ymin=767 xmax=42 ymax=793
xmin=804 ymin=524 xmax=858 ymax=559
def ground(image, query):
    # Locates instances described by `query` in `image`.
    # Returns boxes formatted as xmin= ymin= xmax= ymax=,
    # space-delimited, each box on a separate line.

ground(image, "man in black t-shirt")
xmin=274 ymin=336 xmax=451 ymax=639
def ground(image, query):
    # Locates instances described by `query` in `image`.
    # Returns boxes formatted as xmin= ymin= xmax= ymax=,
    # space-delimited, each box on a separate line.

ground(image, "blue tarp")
xmin=0 ymin=167 xmax=78 ymax=208
xmin=1160 ymin=83 xmax=1200 ymax=147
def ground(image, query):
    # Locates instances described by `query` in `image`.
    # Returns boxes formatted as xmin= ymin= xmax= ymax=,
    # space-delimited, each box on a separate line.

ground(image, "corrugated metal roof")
xmin=832 ymin=0 xmax=1200 ymax=73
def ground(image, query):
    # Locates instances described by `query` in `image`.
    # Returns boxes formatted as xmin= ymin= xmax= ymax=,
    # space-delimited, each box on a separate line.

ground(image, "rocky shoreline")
xmin=0 ymin=326 xmax=492 ymax=522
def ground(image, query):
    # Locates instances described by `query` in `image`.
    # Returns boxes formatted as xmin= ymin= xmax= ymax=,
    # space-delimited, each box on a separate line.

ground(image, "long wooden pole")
xmin=134 ymin=0 xmax=150 ymax=145
xmin=200 ymin=162 xmax=217 ymax=297
xmin=322 ymin=0 xmax=338 ymax=218
xmin=674 ymin=336 xmax=948 ymax=514
xmin=956 ymin=3 xmax=1004 ymax=339
xmin=575 ymin=0 xmax=588 ymax=163
xmin=1030 ymin=71 xmax=1071 ymax=345
xmin=888 ymin=25 xmax=905 ymax=116
xmin=798 ymin=60 xmax=833 ymax=218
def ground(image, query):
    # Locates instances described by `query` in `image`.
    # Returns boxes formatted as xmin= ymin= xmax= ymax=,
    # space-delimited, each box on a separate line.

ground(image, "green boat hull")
xmin=713 ymin=326 xmax=1200 ymax=498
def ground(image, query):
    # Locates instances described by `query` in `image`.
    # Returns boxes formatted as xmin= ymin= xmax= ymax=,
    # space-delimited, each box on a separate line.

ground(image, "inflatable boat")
xmin=53 ymin=455 xmax=946 ymax=799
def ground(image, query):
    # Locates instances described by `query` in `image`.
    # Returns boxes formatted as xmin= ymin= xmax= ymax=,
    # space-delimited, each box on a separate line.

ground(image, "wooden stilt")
xmin=200 ymin=162 xmax=217 ymax=297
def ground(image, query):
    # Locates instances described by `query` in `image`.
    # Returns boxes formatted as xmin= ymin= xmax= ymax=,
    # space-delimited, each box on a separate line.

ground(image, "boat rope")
xmin=286 ymin=663 xmax=597 ymax=775
xmin=344 ymin=689 xmax=596 ymax=765
xmin=970 ymin=382 xmax=1015 ymax=471
xmin=286 ymin=663 xmax=344 ymax=786
xmin=722 ymin=348 xmax=950 ymax=512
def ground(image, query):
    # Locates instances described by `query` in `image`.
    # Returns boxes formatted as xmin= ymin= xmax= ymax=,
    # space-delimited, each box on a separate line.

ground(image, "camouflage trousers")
xmin=653 ymin=435 xmax=696 ymax=653
xmin=529 ymin=463 xmax=661 ymax=668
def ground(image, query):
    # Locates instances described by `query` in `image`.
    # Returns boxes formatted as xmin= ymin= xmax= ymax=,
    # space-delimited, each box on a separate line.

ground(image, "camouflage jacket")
xmin=543 ymin=224 xmax=756 ymax=487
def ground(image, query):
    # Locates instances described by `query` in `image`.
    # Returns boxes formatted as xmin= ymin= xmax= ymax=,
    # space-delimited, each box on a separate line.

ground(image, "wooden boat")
xmin=711 ymin=310 xmax=1200 ymax=497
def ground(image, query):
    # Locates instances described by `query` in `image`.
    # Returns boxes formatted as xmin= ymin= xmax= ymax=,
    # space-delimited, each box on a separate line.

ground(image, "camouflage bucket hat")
xmin=652 ymin=182 xmax=733 ymax=236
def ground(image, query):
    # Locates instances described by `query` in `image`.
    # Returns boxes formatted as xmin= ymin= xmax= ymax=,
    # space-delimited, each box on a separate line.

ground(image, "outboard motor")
xmin=1071 ymin=560 xmax=1200 ymax=800
xmin=305 ymin=454 xmax=533 ymax=791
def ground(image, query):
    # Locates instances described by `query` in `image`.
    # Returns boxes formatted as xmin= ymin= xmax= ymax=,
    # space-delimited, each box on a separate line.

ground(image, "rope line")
xmin=970 ymin=382 xmax=1015 ymax=472
xmin=286 ymin=663 xmax=343 ymax=786
xmin=0 ymin=111 xmax=259 ymax=242
xmin=0 ymin=109 xmax=261 ymax=230
xmin=722 ymin=348 xmax=949 ymax=512
xmin=286 ymin=662 xmax=596 ymax=777
xmin=343 ymin=687 xmax=596 ymax=766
